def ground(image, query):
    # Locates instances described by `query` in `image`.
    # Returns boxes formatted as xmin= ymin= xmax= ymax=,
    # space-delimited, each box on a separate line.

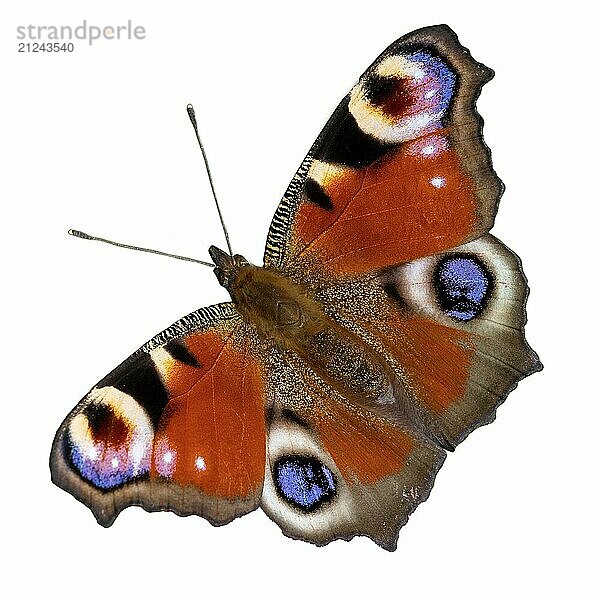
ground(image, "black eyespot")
xmin=434 ymin=255 xmax=493 ymax=321
xmin=274 ymin=455 xmax=337 ymax=512
xmin=364 ymin=74 xmax=415 ymax=116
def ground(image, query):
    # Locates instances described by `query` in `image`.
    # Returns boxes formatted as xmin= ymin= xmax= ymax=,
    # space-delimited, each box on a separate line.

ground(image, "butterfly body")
xmin=215 ymin=249 xmax=397 ymax=410
xmin=51 ymin=25 xmax=541 ymax=551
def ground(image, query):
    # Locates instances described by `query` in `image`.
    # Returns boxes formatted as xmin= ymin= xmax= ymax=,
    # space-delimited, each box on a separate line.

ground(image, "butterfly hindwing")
xmin=380 ymin=234 xmax=542 ymax=447
xmin=50 ymin=303 xmax=267 ymax=527
xmin=309 ymin=234 xmax=541 ymax=450
xmin=265 ymin=24 xmax=500 ymax=279
xmin=261 ymin=349 xmax=445 ymax=550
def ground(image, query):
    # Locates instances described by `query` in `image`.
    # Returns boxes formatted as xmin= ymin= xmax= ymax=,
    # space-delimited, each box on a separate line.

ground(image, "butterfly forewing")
xmin=264 ymin=24 xmax=501 ymax=277
xmin=51 ymin=303 xmax=267 ymax=527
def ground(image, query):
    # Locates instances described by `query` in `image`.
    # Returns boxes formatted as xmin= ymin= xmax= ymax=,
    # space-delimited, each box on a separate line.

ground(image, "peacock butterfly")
xmin=50 ymin=24 xmax=541 ymax=551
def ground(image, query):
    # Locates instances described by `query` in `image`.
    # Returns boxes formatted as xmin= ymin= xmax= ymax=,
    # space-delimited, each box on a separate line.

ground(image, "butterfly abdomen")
xmin=302 ymin=326 xmax=396 ymax=405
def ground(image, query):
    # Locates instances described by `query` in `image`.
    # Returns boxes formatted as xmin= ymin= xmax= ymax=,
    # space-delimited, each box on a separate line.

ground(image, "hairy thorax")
xmin=228 ymin=265 xmax=394 ymax=403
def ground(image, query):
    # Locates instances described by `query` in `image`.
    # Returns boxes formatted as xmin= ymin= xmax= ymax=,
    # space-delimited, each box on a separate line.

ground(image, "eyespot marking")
xmin=434 ymin=255 xmax=493 ymax=321
xmin=66 ymin=387 xmax=154 ymax=490
xmin=274 ymin=455 xmax=337 ymax=512
xmin=364 ymin=75 xmax=415 ymax=116
xmin=350 ymin=50 xmax=457 ymax=143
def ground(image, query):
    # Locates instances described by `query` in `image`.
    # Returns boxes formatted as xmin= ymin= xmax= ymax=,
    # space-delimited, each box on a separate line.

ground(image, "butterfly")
xmin=50 ymin=24 xmax=541 ymax=551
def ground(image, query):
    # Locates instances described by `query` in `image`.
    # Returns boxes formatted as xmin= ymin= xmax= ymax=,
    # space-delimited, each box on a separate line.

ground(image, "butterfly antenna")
xmin=186 ymin=104 xmax=233 ymax=257
xmin=68 ymin=229 xmax=215 ymax=267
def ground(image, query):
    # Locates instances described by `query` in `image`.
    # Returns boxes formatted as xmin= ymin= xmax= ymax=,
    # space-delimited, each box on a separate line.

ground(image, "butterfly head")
xmin=209 ymin=245 xmax=250 ymax=289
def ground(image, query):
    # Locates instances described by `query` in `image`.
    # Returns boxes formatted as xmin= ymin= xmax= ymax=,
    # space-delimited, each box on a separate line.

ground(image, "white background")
xmin=1 ymin=1 xmax=597 ymax=591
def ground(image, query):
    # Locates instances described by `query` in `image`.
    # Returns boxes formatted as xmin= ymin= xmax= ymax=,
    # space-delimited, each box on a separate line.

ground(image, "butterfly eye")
xmin=434 ymin=255 xmax=493 ymax=321
xmin=65 ymin=387 xmax=154 ymax=489
xmin=274 ymin=455 xmax=337 ymax=512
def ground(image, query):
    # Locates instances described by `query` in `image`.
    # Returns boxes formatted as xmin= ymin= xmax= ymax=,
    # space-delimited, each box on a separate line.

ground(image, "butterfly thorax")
xmin=227 ymin=263 xmax=327 ymax=351
xmin=209 ymin=246 xmax=324 ymax=345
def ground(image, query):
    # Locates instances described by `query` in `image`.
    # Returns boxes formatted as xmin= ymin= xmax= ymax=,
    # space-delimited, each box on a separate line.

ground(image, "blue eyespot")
xmin=274 ymin=456 xmax=337 ymax=511
xmin=409 ymin=50 xmax=456 ymax=112
xmin=434 ymin=255 xmax=493 ymax=321
xmin=65 ymin=397 xmax=153 ymax=490
xmin=67 ymin=437 xmax=137 ymax=490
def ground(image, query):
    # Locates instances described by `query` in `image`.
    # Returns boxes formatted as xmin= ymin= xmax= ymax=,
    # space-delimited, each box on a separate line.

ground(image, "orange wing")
xmin=50 ymin=303 xmax=266 ymax=527
xmin=264 ymin=25 xmax=500 ymax=279
xmin=151 ymin=330 xmax=265 ymax=501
